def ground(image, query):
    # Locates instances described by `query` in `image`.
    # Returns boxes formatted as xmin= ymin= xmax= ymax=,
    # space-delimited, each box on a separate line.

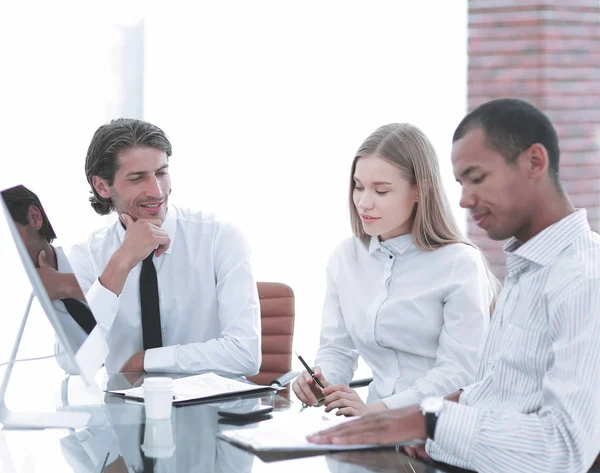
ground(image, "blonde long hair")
xmin=348 ymin=124 xmax=500 ymax=302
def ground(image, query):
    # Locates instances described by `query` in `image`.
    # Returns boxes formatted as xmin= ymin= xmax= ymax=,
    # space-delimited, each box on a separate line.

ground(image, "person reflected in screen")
xmin=308 ymin=99 xmax=600 ymax=473
xmin=68 ymin=118 xmax=261 ymax=376
xmin=1 ymin=185 xmax=96 ymax=336
xmin=293 ymin=123 xmax=498 ymax=416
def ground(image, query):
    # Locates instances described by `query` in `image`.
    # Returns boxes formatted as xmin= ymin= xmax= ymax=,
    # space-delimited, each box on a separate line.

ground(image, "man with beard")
xmin=69 ymin=118 xmax=261 ymax=376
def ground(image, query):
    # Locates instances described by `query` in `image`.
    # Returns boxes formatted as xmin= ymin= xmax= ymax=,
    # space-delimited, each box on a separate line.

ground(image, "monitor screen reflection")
xmin=1 ymin=184 xmax=97 ymax=372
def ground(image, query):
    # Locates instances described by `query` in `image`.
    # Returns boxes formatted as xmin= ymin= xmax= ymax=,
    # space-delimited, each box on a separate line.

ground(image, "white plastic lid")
xmin=142 ymin=443 xmax=176 ymax=458
xmin=143 ymin=377 xmax=174 ymax=391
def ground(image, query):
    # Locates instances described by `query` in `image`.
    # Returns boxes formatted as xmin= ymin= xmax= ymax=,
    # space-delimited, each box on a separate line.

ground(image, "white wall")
xmin=0 ymin=3 xmax=143 ymax=402
xmin=143 ymin=1 xmax=468 ymax=369
xmin=0 ymin=1 xmax=467 ymax=378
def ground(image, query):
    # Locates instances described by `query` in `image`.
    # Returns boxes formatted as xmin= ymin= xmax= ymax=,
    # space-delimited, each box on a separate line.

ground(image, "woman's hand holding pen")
xmin=323 ymin=385 xmax=388 ymax=417
xmin=292 ymin=366 xmax=329 ymax=406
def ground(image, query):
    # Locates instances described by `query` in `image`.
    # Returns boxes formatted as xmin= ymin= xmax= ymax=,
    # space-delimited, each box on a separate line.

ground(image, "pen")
xmin=296 ymin=351 xmax=325 ymax=390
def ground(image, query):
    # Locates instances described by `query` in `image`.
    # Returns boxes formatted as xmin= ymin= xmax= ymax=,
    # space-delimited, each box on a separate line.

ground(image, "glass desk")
xmin=1 ymin=358 xmax=597 ymax=473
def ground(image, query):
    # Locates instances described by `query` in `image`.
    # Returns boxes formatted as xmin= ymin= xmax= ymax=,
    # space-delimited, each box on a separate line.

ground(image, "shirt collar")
xmin=54 ymin=245 xmax=71 ymax=272
xmin=368 ymin=233 xmax=414 ymax=256
xmin=115 ymin=205 xmax=177 ymax=255
xmin=503 ymin=209 xmax=589 ymax=274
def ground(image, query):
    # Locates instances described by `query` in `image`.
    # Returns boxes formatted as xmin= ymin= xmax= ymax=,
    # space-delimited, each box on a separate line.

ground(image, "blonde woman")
xmin=292 ymin=123 xmax=498 ymax=416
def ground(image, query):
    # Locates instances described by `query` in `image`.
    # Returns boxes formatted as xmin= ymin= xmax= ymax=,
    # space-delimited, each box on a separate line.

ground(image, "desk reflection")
xmin=327 ymin=450 xmax=429 ymax=473
xmin=59 ymin=374 xmax=257 ymax=472
xmin=1 ymin=184 xmax=97 ymax=373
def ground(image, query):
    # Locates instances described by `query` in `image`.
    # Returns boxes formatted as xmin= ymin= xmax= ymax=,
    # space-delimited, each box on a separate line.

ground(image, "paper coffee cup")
xmin=143 ymin=377 xmax=174 ymax=420
xmin=142 ymin=417 xmax=175 ymax=458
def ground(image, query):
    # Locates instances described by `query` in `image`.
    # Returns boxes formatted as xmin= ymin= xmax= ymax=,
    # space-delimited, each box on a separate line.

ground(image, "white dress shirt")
xmin=68 ymin=205 xmax=261 ymax=375
xmin=315 ymin=235 xmax=492 ymax=409
xmin=428 ymin=210 xmax=600 ymax=473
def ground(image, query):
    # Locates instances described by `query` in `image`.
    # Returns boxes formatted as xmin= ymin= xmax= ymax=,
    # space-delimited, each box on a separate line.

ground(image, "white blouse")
xmin=315 ymin=234 xmax=492 ymax=409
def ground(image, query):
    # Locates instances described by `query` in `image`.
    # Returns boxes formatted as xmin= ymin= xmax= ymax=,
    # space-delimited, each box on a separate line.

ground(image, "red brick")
xmin=470 ymin=80 xmax=600 ymax=96
xmin=470 ymin=81 xmax=544 ymax=96
xmin=542 ymin=38 xmax=600 ymax=52
xmin=561 ymin=154 xmax=598 ymax=167
xmin=543 ymin=95 xmax=600 ymax=109
xmin=561 ymin=179 xmax=600 ymax=194
xmin=468 ymin=94 xmax=545 ymax=109
xmin=470 ymin=10 xmax=599 ymax=27
xmin=470 ymin=24 xmax=599 ymax=40
xmin=583 ymin=207 xmax=600 ymax=220
xmin=468 ymin=0 xmax=599 ymax=276
xmin=546 ymin=108 xmax=600 ymax=123
xmin=544 ymin=0 xmax=600 ymax=7
xmin=559 ymin=164 xmax=600 ymax=180
xmin=540 ymin=51 xmax=600 ymax=68
xmin=470 ymin=1 xmax=600 ymax=11
xmin=554 ymin=122 xmax=600 ymax=138
xmin=470 ymin=37 xmax=599 ymax=55
xmin=470 ymin=1 xmax=547 ymax=9
xmin=559 ymin=136 xmax=600 ymax=152
xmin=470 ymin=68 xmax=600 ymax=82
xmin=569 ymin=192 xmax=600 ymax=207
xmin=469 ymin=38 xmax=542 ymax=55
xmin=469 ymin=51 xmax=600 ymax=68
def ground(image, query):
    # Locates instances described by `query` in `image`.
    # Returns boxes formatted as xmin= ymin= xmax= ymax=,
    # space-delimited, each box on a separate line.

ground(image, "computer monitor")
xmin=0 ymin=184 xmax=108 ymax=429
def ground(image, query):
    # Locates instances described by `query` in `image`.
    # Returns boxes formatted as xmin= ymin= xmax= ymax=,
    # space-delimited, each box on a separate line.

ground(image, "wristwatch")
xmin=420 ymin=396 xmax=444 ymax=440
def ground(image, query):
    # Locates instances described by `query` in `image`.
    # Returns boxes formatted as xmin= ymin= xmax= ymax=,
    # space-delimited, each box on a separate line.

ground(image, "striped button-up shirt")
xmin=427 ymin=209 xmax=600 ymax=473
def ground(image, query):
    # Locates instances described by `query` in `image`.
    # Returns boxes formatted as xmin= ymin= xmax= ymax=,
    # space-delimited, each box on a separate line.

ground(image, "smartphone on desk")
xmin=217 ymin=399 xmax=273 ymax=420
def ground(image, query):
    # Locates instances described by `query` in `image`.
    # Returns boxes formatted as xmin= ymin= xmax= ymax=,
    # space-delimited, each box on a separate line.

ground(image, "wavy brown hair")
xmin=85 ymin=118 xmax=172 ymax=215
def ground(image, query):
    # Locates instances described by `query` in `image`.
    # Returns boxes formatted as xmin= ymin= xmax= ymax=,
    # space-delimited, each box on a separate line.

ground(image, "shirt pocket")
xmin=497 ymin=323 xmax=545 ymax=395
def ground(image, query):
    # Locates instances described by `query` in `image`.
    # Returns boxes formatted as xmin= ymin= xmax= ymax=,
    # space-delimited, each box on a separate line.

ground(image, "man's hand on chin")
xmin=120 ymin=351 xmax=146 ymax=384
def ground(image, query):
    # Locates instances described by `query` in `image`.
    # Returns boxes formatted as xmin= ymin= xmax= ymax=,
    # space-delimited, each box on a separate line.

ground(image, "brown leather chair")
xmin=247 ymin=282 xmax=296 ymax=386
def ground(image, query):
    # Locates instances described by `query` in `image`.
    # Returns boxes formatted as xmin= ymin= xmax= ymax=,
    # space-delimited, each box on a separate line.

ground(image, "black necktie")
xmin=140 ymin=251 xmax=163 ymax=350
xmin=61 ymin=298 xmax=96 ymax=334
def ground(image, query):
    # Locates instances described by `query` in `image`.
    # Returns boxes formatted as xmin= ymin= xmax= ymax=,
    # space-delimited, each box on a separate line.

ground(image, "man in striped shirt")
xmin=308 ymin=98 xmax=600 ymax=473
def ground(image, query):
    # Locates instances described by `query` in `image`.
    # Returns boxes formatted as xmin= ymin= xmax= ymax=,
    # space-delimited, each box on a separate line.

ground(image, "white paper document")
xmin=218 ymin=411 xmax=422 ymax=452
xmin=108 ymin=373 xmax=276 ymax=404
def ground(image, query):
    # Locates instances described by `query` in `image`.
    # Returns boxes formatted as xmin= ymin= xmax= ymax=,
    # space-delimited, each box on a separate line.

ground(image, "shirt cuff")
xmin=316 ymin=362 xmax=353 ymax=387
xmin=458 ymin=383 xmax=477 ymax=404
xmin=426 ymin=439 xmax=470 ymax=470
xmin=86 ymin=278 xmax=119 ymax=333
xmin=430 ymin=400 xmax=480 ymax=463
xmin=144 ymin=345 xmax=177 ymax=372
xmin=380 ymin=388 xmax=420 ymax=410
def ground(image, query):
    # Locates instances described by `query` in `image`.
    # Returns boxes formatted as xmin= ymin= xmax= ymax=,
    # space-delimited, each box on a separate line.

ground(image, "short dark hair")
xmin=453 ymin=98 xmax=560 ymax=186
xmin=1 ymin=185 xmax=56 ymax=243
xmin=85 ymin=118 xmax=173 ymax=215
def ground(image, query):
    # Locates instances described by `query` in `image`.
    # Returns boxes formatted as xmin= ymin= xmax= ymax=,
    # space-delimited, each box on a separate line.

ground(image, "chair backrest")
xmin=247 ymin=282 xmax=295 ymax=386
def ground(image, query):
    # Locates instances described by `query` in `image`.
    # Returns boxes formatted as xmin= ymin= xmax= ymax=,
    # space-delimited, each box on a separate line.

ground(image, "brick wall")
xmin=467 ymin=0 xmax=600 ymax=278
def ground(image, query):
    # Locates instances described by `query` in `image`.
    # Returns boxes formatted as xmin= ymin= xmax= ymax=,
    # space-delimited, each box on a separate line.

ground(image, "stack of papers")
xmin=218 ymin=411 xmax=421 ymax=452
xmin=107 ymin=372 xmax=276 ymax=405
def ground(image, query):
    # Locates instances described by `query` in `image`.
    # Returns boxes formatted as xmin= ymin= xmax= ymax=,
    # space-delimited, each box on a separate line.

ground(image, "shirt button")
xmin=389 ymin=255 xmax=393 ymax=259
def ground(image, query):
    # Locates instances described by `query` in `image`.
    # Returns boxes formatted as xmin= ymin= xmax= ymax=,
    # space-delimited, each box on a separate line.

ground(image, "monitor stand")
xmin=0 ymin=293 xmax=90 ymax=430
